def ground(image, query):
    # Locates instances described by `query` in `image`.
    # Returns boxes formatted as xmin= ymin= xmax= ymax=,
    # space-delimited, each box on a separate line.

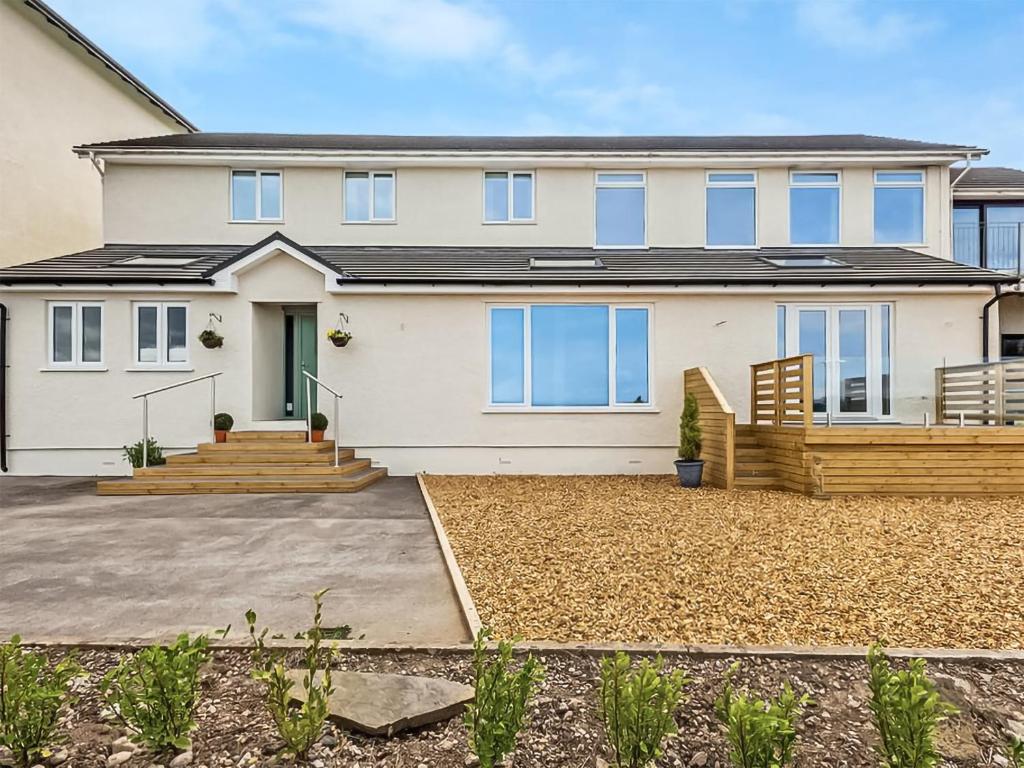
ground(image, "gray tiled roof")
xmin=951 ymin=166 xmax=1024 ymax=190
xmin=0 ymin=237 xmax=1012 ymax=286
xmin=76 ymin=133 xmax=982 ymax=154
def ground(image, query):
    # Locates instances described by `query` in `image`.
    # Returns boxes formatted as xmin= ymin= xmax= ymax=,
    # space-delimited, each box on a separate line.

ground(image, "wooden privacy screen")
xmin=682 ymin=367 xmax=735 ymax=489
xmin=935 ymin=361 xmax=1024 ymax=425
xmin=750 ymin=355 xmax=814 ymax=428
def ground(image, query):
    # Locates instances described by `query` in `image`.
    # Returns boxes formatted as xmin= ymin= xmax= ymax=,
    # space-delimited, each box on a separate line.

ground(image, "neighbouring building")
xmin=0 ymin=0 xmax=195 ymax=267
xmin=2 ymin=132 xmax=1022 ymax=479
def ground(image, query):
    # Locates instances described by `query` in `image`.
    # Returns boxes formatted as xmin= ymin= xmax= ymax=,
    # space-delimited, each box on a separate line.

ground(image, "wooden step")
xmin=167 ymin=450 xmax=353 ymax=465
xmin=226 ymin=431 xmax=307 ymax=442
xmin=135 ymin=458 xmax=371 ymax=478
xmin=198 ymin=440 xmax=335 ymax=453
xmin=735 ymin=462 xmax=778 ymax=476
xmin=98 ymin=467 xmax=388 ymax=495
xmin=733 ymin=475 xmax=783 ymax=489
xmin=736 ymin=447 xmax=770 ymax=460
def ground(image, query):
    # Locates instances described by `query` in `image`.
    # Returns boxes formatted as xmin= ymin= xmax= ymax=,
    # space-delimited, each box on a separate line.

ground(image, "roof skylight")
xmin=763 ymin=256 xmax=846 ymax=268
xmin=114 ymin=256 xmax=200 ymax=267
xmin=529 ymin=256 xmax=604 ymax=269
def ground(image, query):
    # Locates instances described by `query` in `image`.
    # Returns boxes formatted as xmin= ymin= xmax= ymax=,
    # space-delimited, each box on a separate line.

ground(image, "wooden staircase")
xmin=97 ymin=431 xmax=387 ymax=495
xmin=733 ymin=425 xmax=783 ymax=490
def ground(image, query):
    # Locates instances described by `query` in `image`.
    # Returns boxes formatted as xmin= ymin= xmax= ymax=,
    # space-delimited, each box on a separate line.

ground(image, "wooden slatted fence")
xmin=750 ymin=354 xmax=814 ymax=428
xmin=683 ymin=367 xmax=735 ymax=489
xmin=935 ymin=361 xmax=1024 ymax=425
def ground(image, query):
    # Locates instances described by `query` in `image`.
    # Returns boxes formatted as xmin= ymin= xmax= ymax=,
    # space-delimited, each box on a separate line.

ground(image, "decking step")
xmin=167 ymin=449 xmax=354 ymax=465
xmin=735 ymin=461 xmax=778 ymax=476
xmin=97 ymin=467 xmax=388 ymax=495
xmin=733 ymin=475 xmax=783 ymax=489
xmin=226 ymin=431 xmax=307 ymax=442
xmin=198 ymin=440 xmax=335 ymax=453
xmin=135 ymin=458 xmax=371 ymax=478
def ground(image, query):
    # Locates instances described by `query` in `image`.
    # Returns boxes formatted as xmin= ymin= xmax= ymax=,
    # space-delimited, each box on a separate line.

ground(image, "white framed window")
xmin=874 ymin=170 xmax=925 ymax=245
xmin=47 ymin=302 xmax=104 ymax=368
xmin=777 ymin=302 xmax=893 ymax=419
xmin=595 ymin=172 xmax=646 ymax=248
xmin=133 ymin=302 xmax=190 ymax=366
xmin=344 ymin=171 xmax=395 ymax=222
xmin=789 ymin=171 xmax=841 ymax=245
xmin=483 ymin=171 xmax=535 ymax=223
xmin=706 ymin=171 xmax=757 ymax=247
xmin=488 ymin=304 xmax=653 ymax=409
xmin=231 ymin=170 xmax=282 ymax=221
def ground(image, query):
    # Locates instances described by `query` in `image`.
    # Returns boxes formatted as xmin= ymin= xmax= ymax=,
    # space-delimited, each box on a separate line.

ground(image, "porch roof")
xmin=0 ymin=237 xmax=1015 ymax=287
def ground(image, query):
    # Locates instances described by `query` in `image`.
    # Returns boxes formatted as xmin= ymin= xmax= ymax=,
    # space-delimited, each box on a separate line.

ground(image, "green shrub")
xmin=678 ymin=392 xmax=702 ymax=461
xmin=714 ymin=662 xmax=812 ymax=768
xmin=0 ymin=636 xmax=83 ymax=768
xmin=866 ymin=643 xmax=957 ymax=768
xmin=598 ymin=652 xmax=689 ymax=768
xmin=100 ymin=633 xmax=211 ymax=753
xmin=1005 ymin=735 xmax=1024 ymax=768
xmin=213 ymin=412 xmax=234 ymax=431
xmin=464 ymin=627 xmax=544 ymax=768
xmin=122 ymin=438 xmax=165 ymax=468
xmin=247 ymin=589 xmax=336 ymax=760
xmin=310 ymin=412 xmax=328 ymax=432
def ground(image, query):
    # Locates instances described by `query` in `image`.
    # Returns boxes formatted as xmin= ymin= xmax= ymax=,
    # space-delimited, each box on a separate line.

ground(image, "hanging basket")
xmin=327 ymin=313 xmax=352 ymax=347
xmin=199 ymin=329 xmax=224 ymax=349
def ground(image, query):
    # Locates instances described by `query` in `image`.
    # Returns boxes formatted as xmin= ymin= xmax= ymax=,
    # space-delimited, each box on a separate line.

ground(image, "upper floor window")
xmin=231 ymin=170 xmax=281 ymax=221
xmin=134 ymin=302 xmax=189 ymax=367
xmin=595 ymin=172 xmax=646 ymax=248
xmin=706 ymin=171 xmax=756 ymax=246
xmin=484 ymin=171 xmax=534 ymax=222
xmin=48 ymin=302 xmax=103 ymax=368
xmin=874 ymin=170 xmax=924 ymax=244
xmin=344 ymin=171 xmax=395 ymax=222
xmin=790 ymin=171 xmax=840 ymax=245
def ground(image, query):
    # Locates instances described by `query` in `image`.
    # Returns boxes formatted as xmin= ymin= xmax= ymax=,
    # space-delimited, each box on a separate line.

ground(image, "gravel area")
xmin=423 ymin=475 xmax=1024 ymax=649
xmin=8 ymin=647 xmax=1024 ymax=768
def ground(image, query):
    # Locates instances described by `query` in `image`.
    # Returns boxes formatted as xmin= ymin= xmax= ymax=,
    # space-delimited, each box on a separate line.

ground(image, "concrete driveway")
xmin=0 ymin=476 xmax=470 ymax=645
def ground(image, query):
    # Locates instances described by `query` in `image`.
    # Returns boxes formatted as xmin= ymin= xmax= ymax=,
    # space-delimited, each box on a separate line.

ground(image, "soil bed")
xmin=424 ymin=475 xmax=1024 ymax=648
xmin=17 ymin=648 xmax=1024 ymax=768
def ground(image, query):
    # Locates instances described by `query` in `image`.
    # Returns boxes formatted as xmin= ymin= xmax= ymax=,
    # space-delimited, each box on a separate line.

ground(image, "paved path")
xmin=0 ymin=476 xmax=469 ymax=645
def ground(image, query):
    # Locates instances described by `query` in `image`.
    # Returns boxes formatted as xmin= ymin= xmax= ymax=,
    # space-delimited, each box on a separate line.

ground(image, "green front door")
xmin=284 ymin=309 xmax=317 ymax=419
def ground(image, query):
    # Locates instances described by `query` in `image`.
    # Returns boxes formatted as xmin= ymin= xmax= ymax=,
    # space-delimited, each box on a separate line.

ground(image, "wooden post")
xmin=800 ymin=354 xmax=813 ymax=429
xmin=750 ymin=364 xmax=757 ymax=424
xmin=772 ymin=360 xmax=782 ymax=426
xmin=994 ymin=363 xmax=1006 ymax=426
xmin=934 ymin=367 xmax=945 ymax=426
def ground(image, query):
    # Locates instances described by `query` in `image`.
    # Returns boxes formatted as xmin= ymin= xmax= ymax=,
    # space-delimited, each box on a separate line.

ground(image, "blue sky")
xmin=51 ymin=0 xmax=1024 ymax=167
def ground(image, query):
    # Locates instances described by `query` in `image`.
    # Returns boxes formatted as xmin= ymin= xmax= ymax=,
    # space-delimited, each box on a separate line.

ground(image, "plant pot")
xmin=214 ymin=430 xmax=228 ymax=443
xmin=310 ymin=429 xmax=325 ymax=442
xmin=201 ymin=336 xmax=223 ymax=349
xmin=330 ymin=335 xmax=350 ymax=348
xmin=674 ymin=459 xmax=704 ymax=488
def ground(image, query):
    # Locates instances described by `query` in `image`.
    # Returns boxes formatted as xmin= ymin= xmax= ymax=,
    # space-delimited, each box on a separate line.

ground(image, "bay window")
xmin=48 ymin=302 xmax=103 ymax=368
xmin=789 ymin=171 xmax=840 ymax=245
xmin=874 ymin=170 xmax=924 ymax=244
xmin=134 ymin=302 xmax=189 ymax=366
xmin=489 ymin=304 xmax=652 ymax=408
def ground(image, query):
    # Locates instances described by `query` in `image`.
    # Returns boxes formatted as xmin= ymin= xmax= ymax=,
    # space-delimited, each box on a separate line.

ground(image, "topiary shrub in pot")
xmin=309 ymin=412 xmax=328 ymax=442
xmin=214 ymin=412 xmax=234 ymax=443
xmin=674 ymin=392 xmax=703 ymax=488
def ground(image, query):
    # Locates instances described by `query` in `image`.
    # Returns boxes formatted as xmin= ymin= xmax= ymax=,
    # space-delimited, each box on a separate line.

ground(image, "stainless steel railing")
xmin=953 ymin=222 xmax=1024 ymax=272
xmin=132 ymin=372 xmax=223 ymax=468
xmin=302 ymin=370 xmax=342 ymax=467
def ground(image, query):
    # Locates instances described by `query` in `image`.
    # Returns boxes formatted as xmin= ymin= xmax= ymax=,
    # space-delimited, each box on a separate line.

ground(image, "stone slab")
xmin=286 ymin=669 xmax=473 ymax=736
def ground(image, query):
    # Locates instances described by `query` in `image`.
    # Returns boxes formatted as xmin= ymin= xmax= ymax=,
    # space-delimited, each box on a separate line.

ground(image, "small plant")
xmin=247 ymin=589 xmax=336 ymax=760
xmin=100 ymin=633 xmax=211 ymax=753
xmin=598 ymin=652 xmax=689 ymax=768
xmin=678 ymin=392 xmax=702 ymax=461
xmin=326 ymin=329 xmax=352 ymax=347
xmin=0 ymin=636 xmax=83 ymax=768
xmin=213 ymin=412 xmax=234 ymax=431
xmin=866 ymin=643 xmax=957 ymax=768
xmin=714 ymin=662 xmax=812 ymax=768
xmin=198 ymin=329 xmax=224 ymax=349
xmin=1004 ymin=735 xmax=1024 ymax=768
xmin=464 ymin=627 xmax=544 ymax=768
xmin=122 ymin=438 xmax=165 ymax=468
xmin=310 ymin=412 xmax=328 ymax=433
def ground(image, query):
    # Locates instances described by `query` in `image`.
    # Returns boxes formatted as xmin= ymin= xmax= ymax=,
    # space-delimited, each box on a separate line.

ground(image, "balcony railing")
xmin=953 ymin=222 xmax=1024 ymax=272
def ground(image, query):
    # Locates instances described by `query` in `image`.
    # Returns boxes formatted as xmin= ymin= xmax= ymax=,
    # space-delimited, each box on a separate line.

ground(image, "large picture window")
xmin=489 ymin=304 xmax=651 ymax=408
xmin=789 ymin=171 xmax=840 ymax=245
xmin=706 ymin=171 xmax=756 ymax=246
xmin=133 ymin=302 xmax=189 ymax=366
xmin=595 ymin=172 xmax=646 ymax=247
xmin=874 ymin=170 xmax=924 ymax=244
xmin=48 ymin=302 xmax=103 ymax=368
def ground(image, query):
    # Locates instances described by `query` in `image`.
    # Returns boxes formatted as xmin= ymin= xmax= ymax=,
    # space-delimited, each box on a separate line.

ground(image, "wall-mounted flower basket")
xmin=199 ymin=313 xmax=224 ymax=349
xmin=327 ymin=313 xmax=352 ymax=347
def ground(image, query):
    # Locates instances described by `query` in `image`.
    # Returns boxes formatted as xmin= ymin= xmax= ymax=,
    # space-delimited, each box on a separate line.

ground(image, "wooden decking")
xmin=97 ymin=430 xmax=387 ymax=495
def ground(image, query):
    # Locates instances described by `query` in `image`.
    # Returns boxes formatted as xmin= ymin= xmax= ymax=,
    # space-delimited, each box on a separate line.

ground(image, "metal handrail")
xmin=302 ymin=370 xmax=342 ymax=467
xmin=134 ymin=371 xmax=223 ymax=468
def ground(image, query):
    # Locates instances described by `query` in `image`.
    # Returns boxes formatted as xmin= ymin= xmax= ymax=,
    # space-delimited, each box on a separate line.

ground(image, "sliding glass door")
xmin=782 ymin=304 xmax=891 ymax=420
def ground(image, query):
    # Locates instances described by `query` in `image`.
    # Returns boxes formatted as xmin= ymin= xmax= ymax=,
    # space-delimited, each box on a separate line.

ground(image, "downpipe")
xmin=1 ymin=303 xmax=8 ymax=472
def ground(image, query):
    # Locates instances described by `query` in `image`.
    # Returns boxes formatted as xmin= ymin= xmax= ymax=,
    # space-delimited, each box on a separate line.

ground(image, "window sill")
xmin=482 ymin=220 xmax=537 ymax=226
xmin=483 ymin=406 xmax=660 ymax=414
xmin=125 ymin=366 xmax=194 ymax=373
xmin=706 ymin=243 xmax=759 ymax=249
xmin=593 ymin=244 xmax=649 ymax=250
xmin=341 ymin=220 xmax=397 ymax=225
xmin=875 ymin=243 xmax=927 ymax=248
xmin=228 ymin=219 xmax=284 ymax=224
xmin=39 ymin=366 xmax=108 ymax=372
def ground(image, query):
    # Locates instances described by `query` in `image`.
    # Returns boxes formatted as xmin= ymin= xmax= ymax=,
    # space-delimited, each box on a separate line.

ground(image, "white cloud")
xmin=558 ymin=78 xmax=702 ymax=132
xmin=795 ymin=0 xmax=939 ymax=54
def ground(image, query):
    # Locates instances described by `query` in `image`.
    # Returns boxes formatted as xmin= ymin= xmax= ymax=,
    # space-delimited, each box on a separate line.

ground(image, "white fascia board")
xmin=953 ymin=189 xmax=1024 ymax=199
xmin=329 ymin=283 xmax=997 ymax=296
xmin=207 ymin=239 xmax=339 ymax=292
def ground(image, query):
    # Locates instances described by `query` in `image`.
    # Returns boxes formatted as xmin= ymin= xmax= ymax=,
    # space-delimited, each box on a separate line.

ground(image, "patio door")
xmin=782 ymin=304 xmax=892 ymax=420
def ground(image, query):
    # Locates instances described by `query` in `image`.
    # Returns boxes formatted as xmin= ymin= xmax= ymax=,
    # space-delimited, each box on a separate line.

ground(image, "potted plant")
xmin=123 ymin=438 xmax=165 ymax=468
xmin=327 ymin=328 xmax=352 ymax=348
xmin=309 ymin=412 xmax=328 ymax=442
xmin=214 ymin=412 xmax=234 ymax=443
xmin=199 ymin=329 xmax=224 ymax=349
xmin=674 ymin=392 xmax=704 ymax=488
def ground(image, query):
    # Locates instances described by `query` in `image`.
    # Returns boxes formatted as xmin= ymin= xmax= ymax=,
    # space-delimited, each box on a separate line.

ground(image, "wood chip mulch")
xmin=423 ymin=475 xmax=1024 ymax=649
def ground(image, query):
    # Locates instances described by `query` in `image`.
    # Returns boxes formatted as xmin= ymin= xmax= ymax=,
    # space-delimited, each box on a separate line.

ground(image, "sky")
xmin=49 ymin=0 xmax=1024 ymax=168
